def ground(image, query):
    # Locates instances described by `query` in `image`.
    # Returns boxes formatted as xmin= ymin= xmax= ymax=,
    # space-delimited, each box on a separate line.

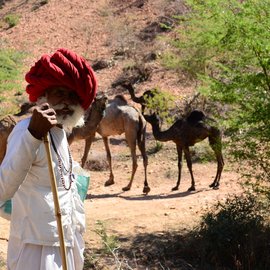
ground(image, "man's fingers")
xmin=33 ymin=104 xmax=56 ymax=117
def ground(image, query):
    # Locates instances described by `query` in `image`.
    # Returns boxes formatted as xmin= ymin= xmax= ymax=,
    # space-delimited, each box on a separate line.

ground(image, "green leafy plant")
xmin=4 ymin=14 xmax=19 ymax=28
xmin=94 ymin=220 xmax=120 ymax=255
xmin=144 ymin=87 xmax=176 ymax=124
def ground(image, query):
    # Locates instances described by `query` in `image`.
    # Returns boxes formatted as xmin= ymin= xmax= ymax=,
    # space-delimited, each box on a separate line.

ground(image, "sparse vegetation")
xmin=94 ymin=220 xmax=120 ymax=255
xmin=0 ymin=47 xmax=25 ymax=116
xmin=4 ymin=13 xmax=19 ymax=28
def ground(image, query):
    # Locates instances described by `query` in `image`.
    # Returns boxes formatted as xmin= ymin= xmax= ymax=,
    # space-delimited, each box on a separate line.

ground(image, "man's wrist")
xmin=28 ymin=127 xmax=43 ymax=140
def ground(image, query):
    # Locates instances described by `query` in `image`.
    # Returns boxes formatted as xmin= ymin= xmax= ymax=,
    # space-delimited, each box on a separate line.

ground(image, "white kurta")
xmin=0 ymin=118 xmax=85 ymax=270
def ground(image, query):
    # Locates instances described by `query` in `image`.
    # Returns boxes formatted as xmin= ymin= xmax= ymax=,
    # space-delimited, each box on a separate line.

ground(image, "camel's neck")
xmin=126 ymin=85 xmax=142 ymax=104
xmin=69 ymin=106 xmax=104 ymax=142
xmin=78 ymin=107 xmax=103 ymax=135
xmin=150 ymin=122 xmax=175 ymax=142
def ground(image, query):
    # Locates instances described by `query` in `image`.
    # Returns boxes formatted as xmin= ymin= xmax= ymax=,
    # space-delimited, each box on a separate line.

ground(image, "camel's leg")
xmin=81 ymin=136 xmax=94 ymax=167
xmin=208 ymin=132 xmax=224 ymax=189
xmin=122 ymin=127 xmax=138 ymax=192
xmin=122 ymin=141 xmax=138 ymax=192
xmin=172 ymin=144 xmax=183 ymax=191
xmin=103 ymin=137 xmax=115 ymax=186
xmin=184 ymin=147 xmax=196 ymax=191
xmin=137 ymin=132 xmax=150 ymax=194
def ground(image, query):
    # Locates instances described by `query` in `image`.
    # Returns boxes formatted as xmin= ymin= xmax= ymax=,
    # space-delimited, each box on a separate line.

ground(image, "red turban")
xmin=25 ymin=48 xmax=97 ymax=110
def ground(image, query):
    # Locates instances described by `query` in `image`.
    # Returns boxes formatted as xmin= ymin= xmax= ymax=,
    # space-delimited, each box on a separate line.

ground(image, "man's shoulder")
xmin=13 ymin=117 xmax=31 ymax=132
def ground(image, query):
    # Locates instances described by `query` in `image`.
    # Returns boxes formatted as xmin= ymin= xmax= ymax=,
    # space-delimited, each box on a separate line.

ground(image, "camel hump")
xmin=186 ymin=110 xmax=205 ymax=124
xmin=113 ymin=95 xmax=128 ymax=106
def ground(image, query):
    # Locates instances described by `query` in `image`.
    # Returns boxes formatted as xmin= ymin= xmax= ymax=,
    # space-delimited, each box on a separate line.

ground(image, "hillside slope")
xmin=0 ymin=0 xmax=194 ymax=102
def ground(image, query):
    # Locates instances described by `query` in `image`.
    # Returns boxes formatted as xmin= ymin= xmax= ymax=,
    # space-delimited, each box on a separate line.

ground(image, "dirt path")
xmin=0 ymin=136 xmax=241 ymax=269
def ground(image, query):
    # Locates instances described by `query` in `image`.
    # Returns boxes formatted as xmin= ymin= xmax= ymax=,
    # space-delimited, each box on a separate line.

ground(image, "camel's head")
xmin=143 ymin=113 xmax=160 ymax=126
xmin=94 ymin=92 xmax=108 ymax=112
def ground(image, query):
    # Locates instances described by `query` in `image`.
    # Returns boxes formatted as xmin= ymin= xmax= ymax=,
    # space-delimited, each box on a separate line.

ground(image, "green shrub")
xmin=190 ymin=141 xmax=216 ymax=163
xmin=144 ymin=88 xmax=176 ymax=124
xmin=195 ymin=194 xmax=270 ymax=269
xmin=163 ymin=0 xmax=270 ymax=186
xmin=4 ymin=14 xmax=19 ymax=28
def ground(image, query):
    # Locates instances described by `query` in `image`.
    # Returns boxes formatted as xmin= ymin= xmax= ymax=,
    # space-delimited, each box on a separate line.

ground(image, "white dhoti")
xmin=7 ymin=231 xmax=84 ymax=270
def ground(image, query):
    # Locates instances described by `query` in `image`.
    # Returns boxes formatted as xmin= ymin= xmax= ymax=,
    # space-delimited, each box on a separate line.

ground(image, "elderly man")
xmin=0 ymin=48 xmax=97 ymax=270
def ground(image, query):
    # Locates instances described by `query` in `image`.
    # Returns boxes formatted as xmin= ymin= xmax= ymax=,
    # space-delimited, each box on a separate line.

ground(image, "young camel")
xmin=69 ymin=95 xmax=150 ymax=194
xmin=144 ymin=110 xmax=224 ymax=191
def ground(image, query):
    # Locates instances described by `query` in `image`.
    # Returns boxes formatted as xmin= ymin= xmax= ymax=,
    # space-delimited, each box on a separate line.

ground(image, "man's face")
xmin=38 ymin=87 xmax=85 ymax=130
xmin=45 ymin=87 xmax=81 ymax=118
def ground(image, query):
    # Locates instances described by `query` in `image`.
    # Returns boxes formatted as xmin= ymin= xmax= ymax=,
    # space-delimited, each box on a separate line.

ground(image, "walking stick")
xmin=43 ymin=133 xmax=68 ymax=270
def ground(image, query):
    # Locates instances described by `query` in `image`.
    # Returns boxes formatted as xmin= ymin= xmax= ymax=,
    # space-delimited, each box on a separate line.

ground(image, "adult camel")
xmin=144 ymin=110 xmax=224 ymax=191
xmin=69 ymin=95 xmax=150 ymax=194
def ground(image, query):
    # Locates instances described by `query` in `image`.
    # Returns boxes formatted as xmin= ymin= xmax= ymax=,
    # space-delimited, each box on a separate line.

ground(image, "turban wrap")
xmin=25 ymin=48 xmax=97 ymax=110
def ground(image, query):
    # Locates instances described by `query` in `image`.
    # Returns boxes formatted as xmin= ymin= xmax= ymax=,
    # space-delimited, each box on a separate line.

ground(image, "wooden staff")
xmin=43 ymin=133 xmax=68 ymax=270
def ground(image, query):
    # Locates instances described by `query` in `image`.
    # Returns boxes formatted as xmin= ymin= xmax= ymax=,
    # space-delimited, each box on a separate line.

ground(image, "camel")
xmin=0 ymin=115 xmax=17 ymax=164
xmin=123 ymin=83 xmax=157 ymax=114
xmin=144 ymin=110 xmax=224 ymax=191
xmin=68 ymin=93 xmax=108 ymax=145
xmin=69 ymin=95 xmax=150 ymax=194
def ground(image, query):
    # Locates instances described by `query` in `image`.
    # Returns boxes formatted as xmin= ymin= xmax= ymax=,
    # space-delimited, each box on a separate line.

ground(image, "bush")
xmin=163 ymin=0 xmax=270 ymax=184
xmin=4 ymin=14 xmax=19 ymax=28
xmin=195 ymin=194 xmax=270 ymax=269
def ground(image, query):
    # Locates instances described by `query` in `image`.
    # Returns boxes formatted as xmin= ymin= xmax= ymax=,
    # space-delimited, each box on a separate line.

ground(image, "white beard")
xmin=37 ymin=96 xmax=85 ymax=132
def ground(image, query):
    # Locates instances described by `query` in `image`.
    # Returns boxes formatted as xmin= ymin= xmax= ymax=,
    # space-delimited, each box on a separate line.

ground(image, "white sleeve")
xmin=0 ymin=124 xmax=41 ymax=201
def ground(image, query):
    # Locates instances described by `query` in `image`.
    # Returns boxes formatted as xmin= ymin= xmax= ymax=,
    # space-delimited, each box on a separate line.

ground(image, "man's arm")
xmin=0 ymin=103 xmax=57 ymax=200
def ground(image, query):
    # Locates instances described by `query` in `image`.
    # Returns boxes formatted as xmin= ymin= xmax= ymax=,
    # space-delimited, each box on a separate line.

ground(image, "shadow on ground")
xmin=84 ymin=230 xmax=198 ymax=270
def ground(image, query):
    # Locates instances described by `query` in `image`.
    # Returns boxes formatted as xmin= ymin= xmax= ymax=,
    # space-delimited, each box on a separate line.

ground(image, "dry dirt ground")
xmin=0 ymin=132 xmax=242 ymax=268
xmin=0 ymin=0 xmax=243 ymax=268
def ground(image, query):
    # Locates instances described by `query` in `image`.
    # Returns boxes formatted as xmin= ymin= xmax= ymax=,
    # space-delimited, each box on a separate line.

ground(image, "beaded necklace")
xmin=49 ymin=131 xmax=73 ymax=190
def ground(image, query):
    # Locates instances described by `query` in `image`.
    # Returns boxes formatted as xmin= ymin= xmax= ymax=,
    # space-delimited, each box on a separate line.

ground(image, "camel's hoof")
xmin=143 ymin=186 xmax=150 ymax=194
xmin=104 ymin=180 xmax=114 ymax=187
xmin=188 ymin=186 xmax=195 ymax=192
xmin=171 ymin=186 xmax=179 ymax=191
xmin=209 ymin=183 xmax=219 ymax=189
xmin=122 ymin=186 xmax=131 ymax=192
